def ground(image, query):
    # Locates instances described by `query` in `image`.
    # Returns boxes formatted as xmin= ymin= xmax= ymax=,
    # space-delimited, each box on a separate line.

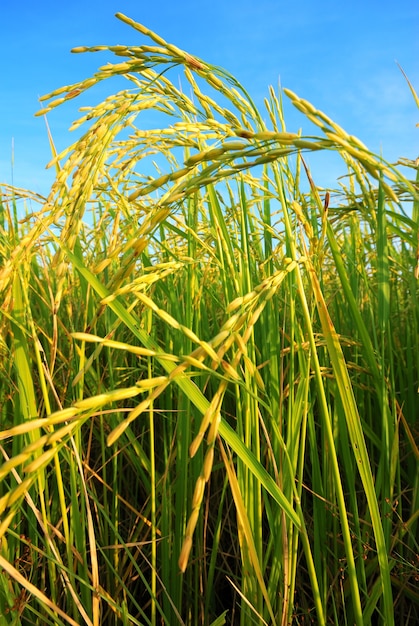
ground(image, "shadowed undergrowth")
xmin=0 ymin=13 xmax=418 ymax=626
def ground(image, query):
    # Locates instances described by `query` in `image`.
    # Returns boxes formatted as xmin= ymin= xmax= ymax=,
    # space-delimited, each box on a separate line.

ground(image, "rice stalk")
xmin=1 ymin=13 xmax=418 ymax=625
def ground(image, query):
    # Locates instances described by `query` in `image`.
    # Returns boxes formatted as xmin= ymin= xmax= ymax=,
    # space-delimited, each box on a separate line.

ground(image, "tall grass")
xmin=0 ymin=13 xmax=418 ymax=625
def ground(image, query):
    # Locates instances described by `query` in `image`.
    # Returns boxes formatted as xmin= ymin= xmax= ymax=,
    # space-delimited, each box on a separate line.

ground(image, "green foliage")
xmin=0 ymin=13 xmax=418 ymax=626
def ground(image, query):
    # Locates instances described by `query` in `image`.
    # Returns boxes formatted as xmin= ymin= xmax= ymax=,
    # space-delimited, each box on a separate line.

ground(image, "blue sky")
xmin=1 ymin=0 xmax=418 ymax=198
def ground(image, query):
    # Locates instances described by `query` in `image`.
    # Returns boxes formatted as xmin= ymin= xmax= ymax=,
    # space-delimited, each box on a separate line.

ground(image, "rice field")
xmin=0 ymin=13 xmax=418 ymax=626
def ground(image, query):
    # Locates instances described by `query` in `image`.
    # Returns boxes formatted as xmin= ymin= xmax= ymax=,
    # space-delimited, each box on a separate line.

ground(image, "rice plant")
xmin=0 ymin=12 xmax=418 ymax=626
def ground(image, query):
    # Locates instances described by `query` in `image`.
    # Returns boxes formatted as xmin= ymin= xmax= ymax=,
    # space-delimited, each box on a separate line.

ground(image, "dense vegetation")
xmin=0 ymin=13 xmax=418 ymax=626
